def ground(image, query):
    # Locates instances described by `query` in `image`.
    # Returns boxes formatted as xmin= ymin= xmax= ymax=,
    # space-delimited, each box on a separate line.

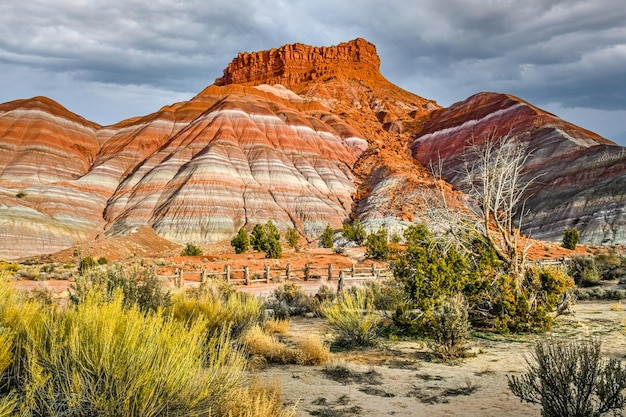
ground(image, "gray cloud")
xmin=0 ymin=0 xmax=624 ymax=144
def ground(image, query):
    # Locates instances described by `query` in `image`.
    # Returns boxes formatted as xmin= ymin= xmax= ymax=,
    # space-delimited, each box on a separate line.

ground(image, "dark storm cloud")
xmin=0 ymin=0 xmax=624 ymax=143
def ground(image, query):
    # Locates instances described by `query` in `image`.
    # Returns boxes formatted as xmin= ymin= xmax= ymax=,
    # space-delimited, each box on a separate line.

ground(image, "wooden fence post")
xmin=304 ymin=263 xmax=310 ymax=281
xmin=264 ymin=264 xmax=270 ymax=283
xmin=244 ymin=265 xmax=249 ymax=285
xmin=371 ymin=263 xmax=376 ymax=277
xmin=224 ymin=265 xmax=231 ymax=282
xmin=338 ymin=270 xmax=344 ymax=294
xmin=178 ymin=269 xmax=184 ymax=288
xmin=201 ymin=269 xmax=207 ymax=283
xmin=351 ymin=263 xmax=355 ymax=278
xmin=285 ymin=263 xmax=291 ymax=280
xmin=327 ymin=263 xmax=333 ymax=281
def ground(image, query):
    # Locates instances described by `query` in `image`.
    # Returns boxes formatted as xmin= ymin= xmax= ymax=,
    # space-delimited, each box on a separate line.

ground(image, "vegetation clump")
xmin=285 ymin=227 xmax=300 ymax=249
xmin=508 ymin=338 xmax=626 ymax=417
xmin=251 ymin=221 xmax=282 ymax=258
xmin=320 ymin=225 xmax=335 ymax=249
xmin=230 ymin=227 xmax=250 ymax=254
xmin=341 ymin=220 xmax=367 ymax=245
xmin=562 ymin=227 xmax=580 ymax=250
xmin=181 ymin=242 xmax=202 ymax=256
xmin=365 ymin=227 xmax=390 ymax=260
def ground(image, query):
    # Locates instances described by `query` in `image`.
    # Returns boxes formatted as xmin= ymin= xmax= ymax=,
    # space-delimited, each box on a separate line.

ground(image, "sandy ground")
xmin=256 ymin=301 xmax=626 ymax=417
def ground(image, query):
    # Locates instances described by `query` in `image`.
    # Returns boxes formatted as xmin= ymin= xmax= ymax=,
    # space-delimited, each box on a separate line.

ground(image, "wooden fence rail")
xmin=159 ymin=262 xmax=391 ymax=289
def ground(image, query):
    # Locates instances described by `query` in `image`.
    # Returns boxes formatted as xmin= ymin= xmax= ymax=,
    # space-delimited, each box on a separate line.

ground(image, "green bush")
xmin=320 ymin=225 xmax=335 ymax=248
xmin=562 ymin=228 xmax=580 ymax=250
xmin=268 ymin=283 xmax=317 ymax=318
xmin=79 ymin=254 xmax=97 ymax=274
xmin=508 ymin=338 xmax=626 ymax=417
xmin=365 ymin=227 xmax=390 ymax=260
xmin=285 ymin=227 xmax=300 ymax=249
xmin=250 ymin=221 xmax=282 ymax=258
xmin=181 ymin=242 xmax=202 ymax=256
xmin=69 ymin=263 xmax=171 ymax=313
xmin=341 ymin=220 xmax=367 ymax=245
xmin=321 ymin=288 xmax=382 ymax=348
xmin=231 ymin=227 xmax=250 ymax=254
xmin=96 ymin=256 xmax=108 ymax=265
xmin=568 ymin=256 xmax=601 ymax=287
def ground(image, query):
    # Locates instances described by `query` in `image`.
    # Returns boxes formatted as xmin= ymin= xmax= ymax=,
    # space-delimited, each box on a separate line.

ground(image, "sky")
xmin=0 ymin=0 xmax=625 ymax=145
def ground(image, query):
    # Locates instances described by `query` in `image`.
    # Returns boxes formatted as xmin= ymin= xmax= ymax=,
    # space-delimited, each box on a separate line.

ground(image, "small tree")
xmin=250 ymin=224 xmax=267 ymax=252
xmin=180 ymin=242 xmax=202 ymax=256
xmin=230 ymin=228 xmax=250 ymax=254
xmin=508 ymin=338 xmax=626 ymax=417
xmin=563 ymin=228 xmax=580 ymax=250
xmin=320 ymin=225 xmax=334 ymax=249
xmin=341 ymin=220 xmax=367 ymax=245
xmin=286 ymin=227 xmax=300 ymax=249
xmin=250 ymin=221 xmax=282 ymax=258
xmin=365 ymin=227 xmax=390 ymax=260
xmin=264 ymin=221 xmax=282 ymax=259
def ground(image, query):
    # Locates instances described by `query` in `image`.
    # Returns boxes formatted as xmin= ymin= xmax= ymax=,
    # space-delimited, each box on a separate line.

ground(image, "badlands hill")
xmin=0 ymin=38 xmax=624 ymax=259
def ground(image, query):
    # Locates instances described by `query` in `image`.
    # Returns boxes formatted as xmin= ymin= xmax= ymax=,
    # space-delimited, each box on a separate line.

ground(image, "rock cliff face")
xmin=411 ymin=92 xmax=626 ymax=244
xmin=215 ymin=38 xmax=381 ymax=87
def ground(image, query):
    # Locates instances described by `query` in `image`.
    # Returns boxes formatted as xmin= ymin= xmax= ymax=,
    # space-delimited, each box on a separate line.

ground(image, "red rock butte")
xmin=215 ymin=38 xmax=381 ymax=87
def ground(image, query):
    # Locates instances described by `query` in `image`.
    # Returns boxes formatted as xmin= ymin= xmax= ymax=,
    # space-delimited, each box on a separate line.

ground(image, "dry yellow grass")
xmin=296 ymin=335 xmax=330 ymax=365
xmin=611 ymin=302 xmax=623 ymax=311
xmin=262 ymin=318 xmax=290 ymax=335
xmin=226 ymin=377 xmax=297 ymax=417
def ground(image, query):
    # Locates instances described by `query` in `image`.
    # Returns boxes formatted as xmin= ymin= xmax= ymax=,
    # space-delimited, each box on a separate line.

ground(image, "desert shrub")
xmin=594 ymin=249 xmax=626 ymax=282
xmin=297 ymin=335 xmax=331 ymax=365
xmin=365 ymin=227 xmax=390 ymax=260
xmin=231 ymin=227 xmax=250 ymax=254
xmin=358 ymin=280 xmax=404 ymax=312
xmin=562 ymin=228 xmax=580 ymax=250
xmin=341 ymin=220 xmax=367 ymax=245
xmin=508 ymin=338 xmax=626 ymax=417
xmin=428 ymin=294 xmax=471 ymax=360
xmin=96 ymin=256 xmax=108 ymax=265
xmin=250 ymin=221 xmax=282 ymax=258
xmin=285 ymin=227 xmax=300 ymax=249
xmin=568 ymin=256 xmax=601 ymax=287
xmin=0 ymin=289 xmax=246 ymax=417
xmin=269 ymin=283 xmax=317 ymax=318
xmin=320 ymin=225 xmax=335 ymax=248
xmin=392 ymin=224 xmax=573 ymax=334
xmin=262 ymin=318 xmax=290 ymax=335
xmin=225 ymin=378 xmax=297 ymax=417
xmin=78 ymin=254 xmax=97 ymax=274
xmin=241 ymin=325 xmax=300 ymax=365
xmin=69 ymin=263 xmax=171 ymax=313
xmin=168 ymin=289 xmax=263 ymax=340
xmin=181 ymin=242 xmax=203 ymax=256
xmin=321 ymin=288 xmax=382 ymax=348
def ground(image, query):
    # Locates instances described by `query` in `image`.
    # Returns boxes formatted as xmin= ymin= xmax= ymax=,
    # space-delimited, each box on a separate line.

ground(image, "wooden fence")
xmin=158 ymin=262 xmax=391 ymax=289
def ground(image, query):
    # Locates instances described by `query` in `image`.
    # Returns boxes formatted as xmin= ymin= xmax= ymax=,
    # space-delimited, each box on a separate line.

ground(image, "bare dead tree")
xmin=425 ymin=129 xmax=537 ymax=283
xmin=461 ymin=130 xmax=537 ymax=282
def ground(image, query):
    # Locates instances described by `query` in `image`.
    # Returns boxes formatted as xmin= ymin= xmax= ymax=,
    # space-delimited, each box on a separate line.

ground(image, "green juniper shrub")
xmin=365 ymin=227 xmax=390 ymax=260
xmin=320 ymin=225 xmax=335 ymax=249
xmin=341 ymin=220 xmax=367 ymax=245
xmin=562 ymin=227 xmax=580 ymax=250
xmin=181 ymin=242 xmax=202 ymax=256
xmin=231 ymin=227 xmax=250 ymax=254
xmin=250 ymin=221 xmax=282 ymax=258
xmin=79 ymin=255 xmax=97 ymax=275
xmin=285 ymin=227 xmax=300 ymax=249
xmin=97 ymin=256 xmax=108 ymax=265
